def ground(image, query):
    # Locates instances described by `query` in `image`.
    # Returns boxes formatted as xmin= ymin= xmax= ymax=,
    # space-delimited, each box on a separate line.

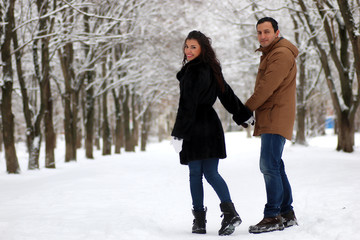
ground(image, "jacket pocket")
xmin=256 ymin=105 xmax=273 ymax=128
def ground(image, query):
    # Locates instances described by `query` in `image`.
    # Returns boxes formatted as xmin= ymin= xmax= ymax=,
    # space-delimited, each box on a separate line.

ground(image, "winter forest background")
xmin=0 ymin=0 xmax=359 ymax=173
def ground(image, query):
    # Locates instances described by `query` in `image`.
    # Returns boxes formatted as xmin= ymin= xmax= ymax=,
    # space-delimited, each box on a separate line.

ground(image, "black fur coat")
xmin=171 ymin=58 xmax=251 ymax=165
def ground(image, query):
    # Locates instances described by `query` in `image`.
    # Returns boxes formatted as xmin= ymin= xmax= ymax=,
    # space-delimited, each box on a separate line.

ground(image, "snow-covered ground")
xmin=1 ymin=131 xmax=359 ymax=240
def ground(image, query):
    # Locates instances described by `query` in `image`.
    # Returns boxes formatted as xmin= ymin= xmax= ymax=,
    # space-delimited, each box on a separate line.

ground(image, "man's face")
xmin=257 ymin=21 xmax=279 ymax=47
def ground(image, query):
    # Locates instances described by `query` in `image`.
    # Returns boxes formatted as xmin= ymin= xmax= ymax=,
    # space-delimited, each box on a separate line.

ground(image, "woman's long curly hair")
xmin=182 ymin=30 xmax=225 ymax=92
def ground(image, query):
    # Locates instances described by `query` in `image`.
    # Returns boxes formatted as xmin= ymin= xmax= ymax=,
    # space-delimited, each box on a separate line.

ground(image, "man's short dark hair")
xmin=257 ymin=17 xmax=278 ymax=32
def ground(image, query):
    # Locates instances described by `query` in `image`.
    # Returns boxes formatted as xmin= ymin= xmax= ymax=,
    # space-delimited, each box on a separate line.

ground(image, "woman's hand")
xmin=241 ymin=116 xmax=255 ymax=128
xmin=171 ymin=137 xmax=183 ymax=153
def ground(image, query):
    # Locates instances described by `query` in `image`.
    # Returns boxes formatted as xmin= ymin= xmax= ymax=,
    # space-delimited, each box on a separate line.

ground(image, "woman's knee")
xmin=204 ymin=170 xmax=223 ymax=184
xmin=190 ymin=170 xmax=203 ymax=181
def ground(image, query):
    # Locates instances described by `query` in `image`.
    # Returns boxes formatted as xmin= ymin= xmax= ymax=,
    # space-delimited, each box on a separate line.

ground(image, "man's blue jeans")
xmin=188 ymin=158 xmax=231 ymax=211
xmin=260 ymin=134 xmax=293 ymax=217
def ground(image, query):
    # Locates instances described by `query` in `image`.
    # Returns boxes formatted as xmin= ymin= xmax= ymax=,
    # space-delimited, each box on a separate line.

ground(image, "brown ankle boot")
xmin=281 ymin=210 xmax=298 ymax=228
xmin=249 ymin=215 xmax=284 ymax=234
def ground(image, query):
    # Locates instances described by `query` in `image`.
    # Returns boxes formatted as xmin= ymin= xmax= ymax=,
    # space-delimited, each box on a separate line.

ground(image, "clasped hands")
xmin=241 ymin=115 xmax=255 ymax=128
xmin=232 ymin=107 xmax=255 ymax=128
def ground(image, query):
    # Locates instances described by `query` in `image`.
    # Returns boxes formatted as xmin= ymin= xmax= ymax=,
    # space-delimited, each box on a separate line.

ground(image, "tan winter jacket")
xmin=245 ymin=37 xmax=298 ymax=140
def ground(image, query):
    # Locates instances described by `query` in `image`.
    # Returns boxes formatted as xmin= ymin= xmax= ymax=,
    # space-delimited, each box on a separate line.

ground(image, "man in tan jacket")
xmin=246 ymin=17 xmax=299 ymax=234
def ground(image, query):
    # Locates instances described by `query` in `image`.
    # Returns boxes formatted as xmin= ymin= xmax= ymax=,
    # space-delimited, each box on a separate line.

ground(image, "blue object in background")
xmin=325 ymin=116 xmax=335 ymax=129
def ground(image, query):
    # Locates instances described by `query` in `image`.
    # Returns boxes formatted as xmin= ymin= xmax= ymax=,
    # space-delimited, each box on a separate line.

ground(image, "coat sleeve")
xmin=245 ymin=50 xmax=294 ymax=111
xmin=171 ymin=67 xmax=210 ymax=140
xmin=218 ymin=78 xmax=252 ymax=125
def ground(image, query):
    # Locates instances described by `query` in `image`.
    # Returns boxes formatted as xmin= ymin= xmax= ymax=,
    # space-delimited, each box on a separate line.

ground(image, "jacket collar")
xmin=256 ymin=37 xmax=283 ymax=55
xmin=177 ymin=57 xmax=203 ymax=80
xmin=184 ymin=57 xmax=202 ymax=67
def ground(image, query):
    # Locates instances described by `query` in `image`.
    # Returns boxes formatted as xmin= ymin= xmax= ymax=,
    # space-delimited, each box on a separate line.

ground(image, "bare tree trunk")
xmin=102 ymin=61 xmax=111 ymax=155
xmin=95 ymin=97 xmax=101 ymax=150
xmin=43 ymin=61 xmax=56 ymax=168
xmin=0 ymin=83 xmax=19 ymax=173
xmin=56 ymin=4 xmax=78 ymax=162
xmin=0 ymin=0 xmax=20 ymax=174
xmin=85 ymin=75 xmax=95 ymax=158
xmin=76 ymin=111 xmax=82 ymax=149
xmin=114 ymin=113 xmax=123 ymax=153
xmin=318 ymin=102 xmax=326 ymax=136
xmin=12 ymin=7 xmax=32 ymax=152
xmin=337 ymin=111 xmax=355 ymax=152
xmin=291 ymin=12 xmax=307 ymax=145
xmin=140 ymin=106 xmax=151 ymax=151
xmin=28 ymin=36 xmax=44 ymax=169
xmin=75 ymin=74 xmax=85 ymax=150
xmin=72 ymin=89 xmax=80 ymax=153
xmin=59 ymin=43 xmax=76 ymax=162
xmin=112 ymin=86 xmax=124 ymax=154
xmin=83 ymin=7 xmax=94 ymax=159
xmin=337 ymin=0 xmax=360 ymax=151
xmin=36 ymin=0 xmax=55 ymax=168
xmin=131 ymin=92 xmax=139 ymax=147
xmin=295 ymin=53 xmax=307 ymax=144
xmin=123 ymin=85 xmax=135 ymax=152
xmin=111 ymin=43 xmax=125 ymax=154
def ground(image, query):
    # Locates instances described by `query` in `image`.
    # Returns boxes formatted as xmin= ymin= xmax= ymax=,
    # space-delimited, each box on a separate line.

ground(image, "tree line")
xmin=1 ymin=0 xmax=359 ymax=174
xmin=0 ymin=0 xmax=178 ymax=173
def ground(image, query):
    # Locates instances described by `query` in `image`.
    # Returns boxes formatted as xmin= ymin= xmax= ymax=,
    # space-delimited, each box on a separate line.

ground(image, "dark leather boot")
xmin=219 ymin=202 xmax=242 ymax=235
xmin=192 ymin=208 xmax=207 ymax=234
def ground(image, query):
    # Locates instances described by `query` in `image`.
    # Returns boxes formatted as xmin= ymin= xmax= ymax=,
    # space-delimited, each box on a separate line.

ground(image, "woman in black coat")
xmin=171 ymin=31 xmax=253 ymax=236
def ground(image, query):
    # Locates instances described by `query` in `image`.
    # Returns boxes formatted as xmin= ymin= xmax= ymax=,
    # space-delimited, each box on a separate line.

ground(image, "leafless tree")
xmin=295 ymin=0 xmax=359 ymax=152
xmin=0 ymin=0 xmax=20 ymax=173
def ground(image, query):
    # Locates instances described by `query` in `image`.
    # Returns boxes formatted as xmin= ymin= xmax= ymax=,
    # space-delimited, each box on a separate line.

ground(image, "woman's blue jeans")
xmin=188 ymin=158 xmax=231 ymax=211
xmin=260 ymin=134 xmax=293 ymax=217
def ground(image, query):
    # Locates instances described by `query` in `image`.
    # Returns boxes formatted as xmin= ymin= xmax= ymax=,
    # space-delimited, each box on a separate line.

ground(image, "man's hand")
xmin=242 ymin=116 xmax=255 ymax=128
xmin=246 ymin=116 xmax=255 ymax=125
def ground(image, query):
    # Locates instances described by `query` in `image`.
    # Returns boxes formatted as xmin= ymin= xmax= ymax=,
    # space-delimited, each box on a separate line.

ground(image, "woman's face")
xmin=184 ymin=39 xmax=201 ymax=61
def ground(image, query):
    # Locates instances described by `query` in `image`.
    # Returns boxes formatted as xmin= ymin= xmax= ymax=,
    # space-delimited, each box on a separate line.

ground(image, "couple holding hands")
xmin=171 ymin=17 xmax=298 ymax=235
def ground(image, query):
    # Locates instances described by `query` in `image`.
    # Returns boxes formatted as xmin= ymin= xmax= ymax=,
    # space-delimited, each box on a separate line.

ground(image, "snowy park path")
xmin=1 ymin=131 xmax=360 ymax=240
